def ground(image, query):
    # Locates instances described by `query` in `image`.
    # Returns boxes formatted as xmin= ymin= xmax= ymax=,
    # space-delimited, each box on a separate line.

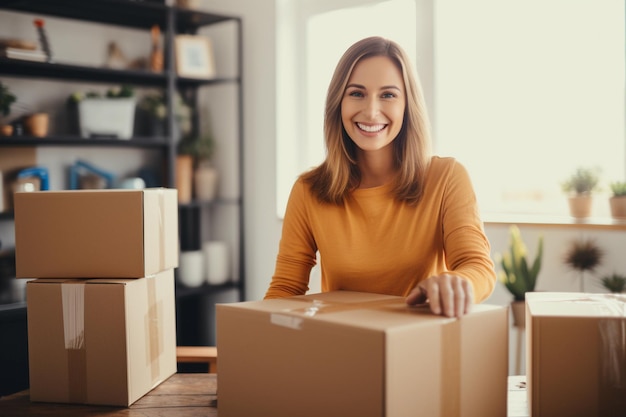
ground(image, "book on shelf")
xmin=0 ymin=47 xmax=47 ymax=62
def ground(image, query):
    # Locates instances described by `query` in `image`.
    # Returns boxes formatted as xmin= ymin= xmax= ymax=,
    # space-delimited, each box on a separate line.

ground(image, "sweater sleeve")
xmin=264 ymin=179 xmax=318 ymax=299
xmin=441 ymin=160 xmax=496 ymax=303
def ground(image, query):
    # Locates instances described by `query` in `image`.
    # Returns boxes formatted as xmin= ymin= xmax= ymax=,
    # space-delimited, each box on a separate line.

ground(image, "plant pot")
xmin=24 ymin=113 xmax=49 ymax=137
xmin=194 ymin=164 xmax=218 ymax=201
xmin=568 ymin=194 xmax=592 ymax=218
xmin=78 ymin=97 xmax=135 ymax=139
xmin=510 ymin=300 xmax=526 ymax=328
xmin=609 ymin=196 xmax=626 ymax=219
xmin=176 ymin=155 xmax=193 ymax=204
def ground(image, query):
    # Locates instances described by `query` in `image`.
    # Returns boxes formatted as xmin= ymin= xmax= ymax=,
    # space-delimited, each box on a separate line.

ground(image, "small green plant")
xmin=600 ymin=273 xmax=626 ymax=293
xmin=497 ymin=225 xmax=543 ymax=302
xmin=610 ymin=181 xmax=626 ymax=197
xmin=178 ymin=133 xmax=215 ymax=164
xmin=67 ymin=85 xmax=135 ymax=103
xmin=0 ymin=81 xmax=17 ymax=117
xmin=561 ymin=167 xmax=600 ymax=195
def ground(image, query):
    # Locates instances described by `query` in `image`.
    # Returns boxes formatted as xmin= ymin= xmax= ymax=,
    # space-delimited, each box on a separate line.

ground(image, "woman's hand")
xmin=405 ymin=274 xmax=474 ymax=318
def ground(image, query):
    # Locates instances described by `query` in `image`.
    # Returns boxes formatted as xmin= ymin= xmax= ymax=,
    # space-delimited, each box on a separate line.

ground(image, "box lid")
xmin=526 ymin=292 xmax=626 ymax=318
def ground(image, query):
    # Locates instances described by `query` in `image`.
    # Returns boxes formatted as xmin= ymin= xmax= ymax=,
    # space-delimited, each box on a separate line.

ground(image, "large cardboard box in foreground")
xmin=15 ymin=188 xmax=178 ymax=278
xmin=526 ymin=292 xmax=626 ymax=417
xmin=27 ymin=269 xmax=177 ymax=406
xmin=217 ymin=291 xmax=508 ymax=417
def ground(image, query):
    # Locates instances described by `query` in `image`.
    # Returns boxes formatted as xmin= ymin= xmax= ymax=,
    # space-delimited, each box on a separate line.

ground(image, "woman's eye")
xmin=381 ymin=92 xmax=396 ymax=99
xmin=348 ymin=90 xmax=364 ymax=98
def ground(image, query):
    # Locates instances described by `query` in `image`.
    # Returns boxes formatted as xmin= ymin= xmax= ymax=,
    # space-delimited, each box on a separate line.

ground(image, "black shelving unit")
xmin=0 ymin=0 xmax=245 ymax=391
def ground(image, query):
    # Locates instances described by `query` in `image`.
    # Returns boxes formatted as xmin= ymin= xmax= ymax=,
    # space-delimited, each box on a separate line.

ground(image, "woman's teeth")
xmin=357 ymin=123 xmax=385 ymax=133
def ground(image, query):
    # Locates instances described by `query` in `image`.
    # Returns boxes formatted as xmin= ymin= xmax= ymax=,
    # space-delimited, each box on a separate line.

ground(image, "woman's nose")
xmin=362 ymin=97 xmax=380 ymax=118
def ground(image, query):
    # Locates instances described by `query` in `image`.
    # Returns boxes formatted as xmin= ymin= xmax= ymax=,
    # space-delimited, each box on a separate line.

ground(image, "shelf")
xmin=0 ymin=58 xmax=240 ymax=87
xmin=0 ymin=0 xmax=235 ymax=31
xmin=0 ymin=135 xmax=169 ymax=148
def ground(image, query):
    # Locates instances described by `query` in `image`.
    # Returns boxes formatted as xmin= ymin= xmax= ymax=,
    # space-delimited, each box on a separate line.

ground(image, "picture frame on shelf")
xmin=175 ymin=35 xmax=216 ymax=79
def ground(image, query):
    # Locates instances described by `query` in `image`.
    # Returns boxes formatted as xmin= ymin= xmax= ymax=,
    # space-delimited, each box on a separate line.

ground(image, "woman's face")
xmin=341 ymin=55 xmax=406 ymax=153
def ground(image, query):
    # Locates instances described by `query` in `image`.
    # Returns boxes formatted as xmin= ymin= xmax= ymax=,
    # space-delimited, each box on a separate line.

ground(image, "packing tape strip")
xmin=61 ymin=282 xmax=87 ymax=403
xmin=441 ymin=320 xmax=461 ymax=417
xmin=146 ymin=275 xmax=163 ymax=383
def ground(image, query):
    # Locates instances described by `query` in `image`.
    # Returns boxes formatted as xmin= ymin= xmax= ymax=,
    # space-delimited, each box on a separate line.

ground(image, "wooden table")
xmin=0 ymin=373 xmax=528 ymax=416
xmin=0 ymin=373 xmax=217 ymax=416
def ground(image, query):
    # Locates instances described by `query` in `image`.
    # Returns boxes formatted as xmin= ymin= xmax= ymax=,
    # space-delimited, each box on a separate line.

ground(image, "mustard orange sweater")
xmin=265 ymin=156 xmax=496 ymax=302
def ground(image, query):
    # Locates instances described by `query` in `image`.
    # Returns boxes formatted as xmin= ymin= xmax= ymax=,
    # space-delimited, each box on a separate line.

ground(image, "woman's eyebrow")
xmin=345 ymin=83 xmax=401 ymax=91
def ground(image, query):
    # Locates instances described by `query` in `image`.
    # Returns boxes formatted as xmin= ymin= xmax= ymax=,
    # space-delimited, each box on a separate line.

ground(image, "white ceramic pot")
xmin=203 ymin=241 xmax=230 ymax=285
xmin=178 ymin=250 xmax=205 ymax=287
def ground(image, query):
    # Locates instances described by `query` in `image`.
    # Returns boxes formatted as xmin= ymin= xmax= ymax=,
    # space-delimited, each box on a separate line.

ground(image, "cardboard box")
xmin=15 ymin=188 xmax=178 ymax=278
xmin=526 ymin=292 xmax=626 ymax=417
xmin=216 ymin=291 xmax=508 ymax=417
xmin=26 ymin=269 xmax=177 ymax=406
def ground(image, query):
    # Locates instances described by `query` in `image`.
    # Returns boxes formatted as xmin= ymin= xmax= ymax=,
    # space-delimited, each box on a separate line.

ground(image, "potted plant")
xmin=70 ymin=85 xmax=136 ymax=139
xmin=609 ymin=181 xmax=626 ymax=219
xmin=599 ymin=272 xmax=626 ymax=293
xmin=137 ymin=91 xmax=192 ymax=138
xmin=177 ymin=131 xmax=217 ymax=202
xmin=0 ymin=81 xmax=17 ymax=136
xmin=561 ymin=167 xmax=600 ymax=218
xmin=497 ymin=225 xmax=543 ymax=328
xmin=563 ymin=238 xmax=603 ymax=292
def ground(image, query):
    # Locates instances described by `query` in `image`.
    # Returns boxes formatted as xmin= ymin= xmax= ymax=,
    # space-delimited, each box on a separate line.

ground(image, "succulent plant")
xmin=561 ymin=167 xmax=600 ymax=195
xmin=497 ymin=225 xmax=543 ymax=301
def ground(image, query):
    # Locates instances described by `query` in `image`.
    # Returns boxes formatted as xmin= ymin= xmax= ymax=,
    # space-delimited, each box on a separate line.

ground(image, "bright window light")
xmin=434 ymin=0 xmax=625 ymax=217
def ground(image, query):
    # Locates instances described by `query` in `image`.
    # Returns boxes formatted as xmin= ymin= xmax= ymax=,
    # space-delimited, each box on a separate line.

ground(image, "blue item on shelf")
xmin=69 ymin=159 xmax=116 ymax=190
xmin=16 ymin=167 xmax=50 ymax=191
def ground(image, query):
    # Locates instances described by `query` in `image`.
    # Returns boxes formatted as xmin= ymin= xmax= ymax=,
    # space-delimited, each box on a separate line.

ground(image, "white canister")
xmin=178 ymin=250 xmax=205 ymax=287
xmin=203 ymin=241 xmax=230 ymax=285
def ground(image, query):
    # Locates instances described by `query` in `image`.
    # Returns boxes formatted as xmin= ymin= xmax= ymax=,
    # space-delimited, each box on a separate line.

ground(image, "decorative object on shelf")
xmin=203 ymin=240 xmax=230 ymax=285
xmin=69 ymin=85 xmax=136 ymax=139
xmin=560 ymin=166 xmax=600 ymax=218
xmin=178 ymin=130 xmax=218 ymax=201
xmin=13 ymin=166 xmax=49 ymax=193
xmin=599 ymin=272 xmax=626 ymax=293
xmin=178 ymin=250 xmax=205 ymax=287
xmin=608 ymin=181 xmax=626 ymax=219
xmin=69 ymin=159 xmax=116 ymax=190
xmin=563 ymin=237 xmax=603 ymax=292
xmin=0 ymin=81 xmax=16 ymax=136
xmin=23 ymin=112 xmax=49 ymax=137
xmin=175 ymin=35 xmax=216 ymax=79
xmin=496 ymin=225 xmax=543 ymax=328
xmin=137 ymin=91 xmax=192 ymax=137
xmin=33 ymin=18 xmax=52 ymax=62
xmin=176 ymin=154 xmax=193 ymax=203
xmin=149 ymin=24 xmax=163 ymax=72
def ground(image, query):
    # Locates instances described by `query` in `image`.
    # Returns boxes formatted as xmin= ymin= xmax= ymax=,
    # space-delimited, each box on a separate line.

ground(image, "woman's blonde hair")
xmin=302 ymin=36 xmax=432 ymax=205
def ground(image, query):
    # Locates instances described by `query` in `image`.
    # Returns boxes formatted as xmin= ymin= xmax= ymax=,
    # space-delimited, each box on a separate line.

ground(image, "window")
xmin=277 ymin=0 xmax=625 ymax=219
xmin=434 ymin=0 xmax=625 ymax=217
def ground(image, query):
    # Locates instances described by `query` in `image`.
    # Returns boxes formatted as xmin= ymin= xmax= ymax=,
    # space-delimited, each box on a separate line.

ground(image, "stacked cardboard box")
xmin=14 ymin=189 xmax=179 ymax=406
xmin=217 ymin=290 xmax=509 ymax=417
xmin=526 ymin=292 xmax=626 ymax=417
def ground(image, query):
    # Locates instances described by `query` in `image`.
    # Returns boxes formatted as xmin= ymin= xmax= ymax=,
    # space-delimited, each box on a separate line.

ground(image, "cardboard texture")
xmin=526 ymin=292 xmax=626 ymax=417
xmin=14 ymin=188 xmax=178 ymax=278
xmin=26 ymin=269 xmax=177 ymax=406
xmin=216 ymin=291 xmax=508 ymax=417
